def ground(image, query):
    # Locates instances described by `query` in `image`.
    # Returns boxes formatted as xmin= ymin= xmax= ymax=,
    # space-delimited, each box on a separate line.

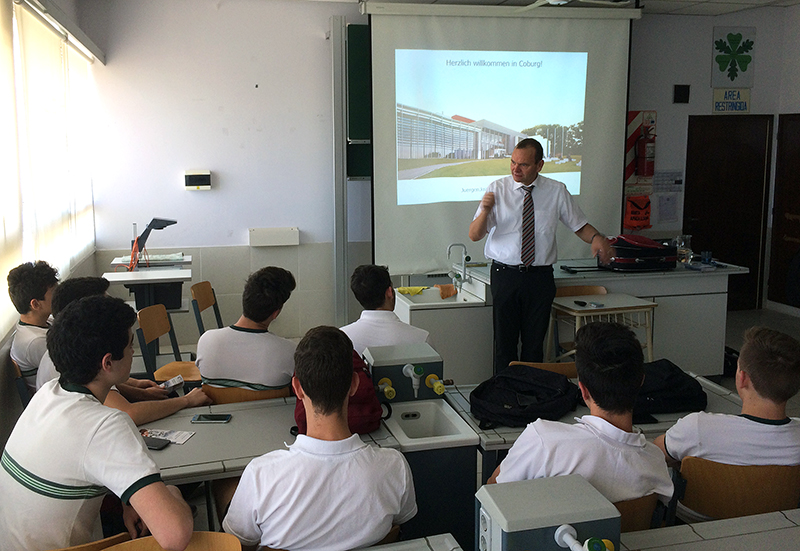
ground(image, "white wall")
xmin=628 ymin=7 xmax=791 ymax=237
xmin=77 ymin=0 xmax=365 ymax=250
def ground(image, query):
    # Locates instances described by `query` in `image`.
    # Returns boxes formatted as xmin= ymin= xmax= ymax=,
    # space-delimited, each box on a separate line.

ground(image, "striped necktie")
xmin=521 ymin=185 xmax=535 ymax=266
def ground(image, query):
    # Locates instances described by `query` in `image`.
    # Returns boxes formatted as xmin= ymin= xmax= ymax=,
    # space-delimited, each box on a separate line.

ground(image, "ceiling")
xmin=360 ymin=0 xmax=800 ymax=16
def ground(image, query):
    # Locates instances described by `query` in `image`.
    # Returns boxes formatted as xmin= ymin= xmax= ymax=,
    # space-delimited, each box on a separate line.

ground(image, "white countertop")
xmin=462 ymin=258 xmax=749 ymax=286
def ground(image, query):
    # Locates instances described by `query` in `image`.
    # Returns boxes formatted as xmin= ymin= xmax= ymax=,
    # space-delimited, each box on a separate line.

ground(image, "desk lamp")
xmin=127 ymin=218 xmax=177 ymax=270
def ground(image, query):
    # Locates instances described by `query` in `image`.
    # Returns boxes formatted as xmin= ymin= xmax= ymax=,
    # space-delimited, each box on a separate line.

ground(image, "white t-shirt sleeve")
xmin=664 ymin=413 xmax=700 ymax=462
xmin=495 ymin=424 xmax=543 ymax=483
xmin=395 ymin=456 xmax=418 ymax=525
xmin=83 ymin=412 xmax=161 ymax=503
xmin=222 ymin=463 xmax=264 ymax=546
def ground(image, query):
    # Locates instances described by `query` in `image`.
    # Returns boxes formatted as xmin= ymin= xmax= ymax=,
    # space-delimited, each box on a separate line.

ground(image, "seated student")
xmin=655 ymin=326 xmax=800 ymax=469
xmin=488 ymin=322 xmax=673 ymax=504
xmin=340 ymin=264 xmax=432 ymax=355
xmin=196 ymin=266 xmax=296 ymax=392
xmin=0 ymin=295 xmax=193 ymax=551
xmin=7 ymin=260 xmax=59 ymax=392
xmin=223 ymin=326 xmax=417 ymax=551
xmin=36 ymin=277 xmax=212 ymax=424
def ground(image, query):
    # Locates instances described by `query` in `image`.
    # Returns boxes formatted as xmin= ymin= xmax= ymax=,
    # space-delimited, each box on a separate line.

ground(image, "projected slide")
xmin=396 ymin=49 xmax=588 ymax=206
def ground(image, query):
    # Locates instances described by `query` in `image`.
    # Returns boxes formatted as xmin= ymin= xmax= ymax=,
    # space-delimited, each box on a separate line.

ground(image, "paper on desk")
xmin=140 ymin=428 xmax=194 ymax=445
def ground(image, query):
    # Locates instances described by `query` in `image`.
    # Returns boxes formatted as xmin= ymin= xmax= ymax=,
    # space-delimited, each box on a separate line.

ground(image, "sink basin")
xmin=394 ymin=287 xmax=484 ymax=311
xmin=383 ymin=399 xmax=479 ymax=452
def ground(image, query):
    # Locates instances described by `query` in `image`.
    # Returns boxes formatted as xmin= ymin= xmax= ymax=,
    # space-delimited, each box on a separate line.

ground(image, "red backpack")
xmin=293 ymin=349 xmax=383 ymax=434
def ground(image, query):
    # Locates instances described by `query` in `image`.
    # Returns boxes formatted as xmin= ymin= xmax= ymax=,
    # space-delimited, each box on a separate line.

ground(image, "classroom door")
xmin=683 ymin=115 xmax=773 ymax=311
xmin=767 ymin=114 xmax=800 ymax=307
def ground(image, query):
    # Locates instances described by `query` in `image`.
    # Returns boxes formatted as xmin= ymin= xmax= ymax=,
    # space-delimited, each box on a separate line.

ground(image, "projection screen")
xmin=368 ymin=5 xmax=639 ymax=275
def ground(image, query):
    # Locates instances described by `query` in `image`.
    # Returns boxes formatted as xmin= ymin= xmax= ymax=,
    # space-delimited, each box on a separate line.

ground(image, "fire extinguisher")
xmin=636 ymin=127 xmax=656 ymax=177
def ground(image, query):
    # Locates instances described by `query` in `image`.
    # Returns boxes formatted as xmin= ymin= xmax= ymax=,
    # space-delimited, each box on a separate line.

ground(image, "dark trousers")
xmin=490 ymin=262 xmax=556 ymax=373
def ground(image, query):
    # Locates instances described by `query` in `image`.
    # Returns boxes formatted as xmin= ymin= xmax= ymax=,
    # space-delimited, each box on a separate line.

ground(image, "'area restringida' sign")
xmin=712 ymin=27 xmax=755 ymax=114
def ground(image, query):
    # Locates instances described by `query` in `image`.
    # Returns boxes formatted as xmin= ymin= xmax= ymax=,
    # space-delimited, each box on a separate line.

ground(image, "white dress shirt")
xmin=474 ymin=174 xmax=588 ymax=266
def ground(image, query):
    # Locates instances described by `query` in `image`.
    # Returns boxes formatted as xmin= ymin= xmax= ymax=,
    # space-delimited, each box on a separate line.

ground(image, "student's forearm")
xmin=104 ymin=391 xmax=191 ymax=425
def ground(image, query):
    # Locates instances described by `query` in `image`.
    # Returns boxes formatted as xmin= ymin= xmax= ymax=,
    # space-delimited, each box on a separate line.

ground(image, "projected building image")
xmin=397 ymin=104 xmax=528 ymax=161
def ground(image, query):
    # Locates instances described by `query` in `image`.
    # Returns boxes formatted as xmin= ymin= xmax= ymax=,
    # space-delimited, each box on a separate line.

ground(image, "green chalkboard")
xmin=347 ymin=24 xmax=372 ymax=178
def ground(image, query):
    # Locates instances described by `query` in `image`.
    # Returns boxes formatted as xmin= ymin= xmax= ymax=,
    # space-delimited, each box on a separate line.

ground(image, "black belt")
xmin=492 ymin=261 xmax=553 ymax=273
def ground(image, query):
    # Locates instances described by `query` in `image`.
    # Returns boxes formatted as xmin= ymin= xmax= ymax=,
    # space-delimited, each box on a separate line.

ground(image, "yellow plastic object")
xmin=396 ymin=286 xmax=426 ymax=295
xmin=602 ymin=539 xmax=615 ymax=551
xmin=377 ymin=377 xmax=396 ymax=400
xmin=425 ymin=374 xmax=445 ymax=395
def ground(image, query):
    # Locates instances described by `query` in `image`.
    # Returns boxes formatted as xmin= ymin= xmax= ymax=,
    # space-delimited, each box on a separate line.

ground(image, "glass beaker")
xmin=674 ymin=234 xmax=693 ymax=263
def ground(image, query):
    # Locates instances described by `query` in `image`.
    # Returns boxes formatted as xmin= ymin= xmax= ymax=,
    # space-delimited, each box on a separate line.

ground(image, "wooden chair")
xmin=204 ymin=384 xmax=292 ymax=524
xmin=105 ymin=532 xmax=240 ymax=551
xmin=191 ymin=281 xmax=224 ymax=336
xmin=676 ymin=456 xmax=800 ymax=520
xmin=10 ymin=357 xmax=33 ymax=408
xmin=49 ymin=532 xmax=131 ymax=551
xmin=613 ymin=493 xmax=659 ymax=533
xmin=201 ymin=385 xmax=291 ymax=405
xmin=508 ymin=361 xmax=578 ymax=379
xmin=374 ymin=525 xmax=401 ymax=546
xmin=136 ymin=304 xmax=200 ymax=383
xmin=548 ymin=285 xmax=608 ymax=360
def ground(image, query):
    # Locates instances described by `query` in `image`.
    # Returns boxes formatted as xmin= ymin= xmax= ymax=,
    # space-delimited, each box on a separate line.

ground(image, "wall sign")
xmin=712 ymin=27 xmax=755 ymax=88
xmin=713 ymin=88 xmax=750 ymax=114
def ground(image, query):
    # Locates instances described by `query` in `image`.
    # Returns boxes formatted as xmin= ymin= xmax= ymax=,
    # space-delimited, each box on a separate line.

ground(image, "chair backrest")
xmin=614 ymin=493 xmax=659 ymax=533
xmin=106 ymin=532 xmax=240 ymax=551
xmin=202 ymin=384 xmax=290 ymax=405
xmin=10 ymin=357 xmax=32 ymax=408
xmin=136 ymin=304 xmax=183 ymax=375
xmin=52 ymin=532 xmax=131 ymax=551
xmin=191 ymin=281 xmax=223 ymax=336
xmin=679 ymin=456 xmax=800 ymax=519
xmin=555 ymin=285 xmax=608 ymax=297
xmin=508 ymin=361 xmax=578 ymax=379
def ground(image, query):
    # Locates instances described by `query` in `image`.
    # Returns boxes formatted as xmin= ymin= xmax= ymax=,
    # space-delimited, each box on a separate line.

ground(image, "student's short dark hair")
xmin=350 ymin=265 xmax=391 ymax=310
xmin=7 ymin=261 xmax=59 ymax=314
xmin=51 ymin=277 xmax=110 ymax=316
xmin=47 ymin=295 xmax=136 ymax=385
xmin=738 ymin=326 xmax=800 ymax=403
xmin=575 ymin=322 xmax=644 ymax=414
xmin=241 ymin=267 xmax=296 ymax=322
xmin=514 ymin=138 xmax=544 ymax=164
xmin=294 ymin=326 xmax=353 ymax=416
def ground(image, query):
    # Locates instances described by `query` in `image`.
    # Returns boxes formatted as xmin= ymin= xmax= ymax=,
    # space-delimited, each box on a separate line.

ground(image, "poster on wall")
xmin=711 ymin=27 xmax=755 ymax=88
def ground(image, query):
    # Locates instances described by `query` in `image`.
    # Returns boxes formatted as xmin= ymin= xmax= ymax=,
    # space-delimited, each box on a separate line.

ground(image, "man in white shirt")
xmin=0 ymin=295 xmax=193 ymax=551
xmin=488 ymin=322 xmax=673 ymax=505
xmin=223 ymin=326 xmax=417 ymax=551
xmin=655 ymin=326 xmax=800 ymax=469
xmin=469 ymin=138 xmax=613 ymax=373
xmin=7 ymin=260 xmax=59 ymax=392
xmin=196 ymin=266 xmax=296 ymax=391
xmin=341 ymin=264 xmax=431 ymax=355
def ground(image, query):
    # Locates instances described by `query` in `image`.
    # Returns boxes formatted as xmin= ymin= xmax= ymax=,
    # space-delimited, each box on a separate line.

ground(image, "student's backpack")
xmin=294 ymin=349 xmax=384 ymax=435
xmin=469 ymin=365 xmax=581 ymax=430
xmin=634 ymin=358 xmax=708 ymax=416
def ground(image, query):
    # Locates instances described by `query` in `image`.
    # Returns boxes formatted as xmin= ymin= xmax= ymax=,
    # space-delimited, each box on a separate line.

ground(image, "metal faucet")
xmin=446 ymin=243 xmax=470 ymax=291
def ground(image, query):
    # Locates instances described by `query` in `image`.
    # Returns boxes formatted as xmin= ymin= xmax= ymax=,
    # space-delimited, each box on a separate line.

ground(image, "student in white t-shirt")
xmin=223 ymin=326 xmax=417 ymax=551
xmin=7 ymin=260 xmax=59 ymax=392
xmin=196 ymin=266 xmax=297 ymax=392
xmin=0 ymin=295 xmax=193 ymax=551
xmin=655 ymin=326 xmax=800 ymax=468
xmin=489 ymin=322 xmax=673 ymax=504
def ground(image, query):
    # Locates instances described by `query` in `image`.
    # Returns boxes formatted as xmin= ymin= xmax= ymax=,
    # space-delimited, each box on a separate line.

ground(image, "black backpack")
xmin=634 ymin=358 xmax=708 ymax=416
xmin=469 ymin=365 xmax=581 ymax=430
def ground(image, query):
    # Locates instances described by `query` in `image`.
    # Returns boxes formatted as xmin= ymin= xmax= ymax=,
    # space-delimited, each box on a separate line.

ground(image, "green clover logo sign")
xmin=715 ymin=33 xmax=753 ymax=81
